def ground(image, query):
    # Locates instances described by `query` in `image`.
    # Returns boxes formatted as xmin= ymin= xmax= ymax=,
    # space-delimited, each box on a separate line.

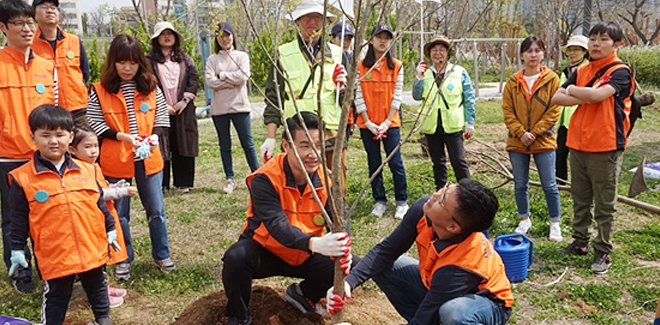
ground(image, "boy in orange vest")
xmin=9 ymin=105 xmax=117 ymax=325
xmin=31 ymin=0 xmax=90 ymax=127
xmin=0 ymin=0 xmax=56 ymax=294
xmin=551 ymin=21 xmax=633 ymax=275
xmin=327 ymin=179 xmax=513 ymax=325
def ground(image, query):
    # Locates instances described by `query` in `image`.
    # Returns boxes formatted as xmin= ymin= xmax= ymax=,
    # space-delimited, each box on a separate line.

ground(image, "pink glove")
xmin=333 ymin=64 xmax=347 ymax=88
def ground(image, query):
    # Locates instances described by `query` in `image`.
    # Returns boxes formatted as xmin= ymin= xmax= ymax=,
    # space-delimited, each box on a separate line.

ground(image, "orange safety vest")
xmin=566 ymin=53 xmax=632 ymax=152
xmin=32 ymin=28 xmax=88 ymax=111
xmin=243 ymin=153 xmax=328 ymax=266
xmin=355 ymin=58 xmax=402 ymax=128
xmin=93 ymin=163 xmax=128 ymax=265
xmin=92 ymin=82 xmax=164 ymax=178
xmin=415 ymin=216 xmax=514 ymax=308
xmin=0 ymin=47 xmax=55 ymax=159
xmin=10 ymin=157 xmax=110 ymax=281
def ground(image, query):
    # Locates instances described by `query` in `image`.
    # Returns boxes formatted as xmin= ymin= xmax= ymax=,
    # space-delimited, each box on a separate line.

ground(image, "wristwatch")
xmin=182 ymin=98 xmax=190 ymax=104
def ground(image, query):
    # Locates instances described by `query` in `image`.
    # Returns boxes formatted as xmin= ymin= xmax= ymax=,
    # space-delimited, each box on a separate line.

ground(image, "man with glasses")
xmin=327 ymin=179 xmax=514 ymax=325
xmin=0 ymin=0 xmax=57 ymax=293
xmin=32 ymin=0 xmax=90 ymax=127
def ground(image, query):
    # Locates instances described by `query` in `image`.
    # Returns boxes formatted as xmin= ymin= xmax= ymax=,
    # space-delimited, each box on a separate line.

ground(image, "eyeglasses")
xmin=439 ymin=182 xmax=462 ymax=227
xmin=566 ymin=47 xmax=585 ymax=53
xmin=37 ymin=5 xmax=59 ymax=11
xmin=7 ymin=20 xmax=37 ymax=29
xmin=430 ymin=47 xmax=448 ymax=54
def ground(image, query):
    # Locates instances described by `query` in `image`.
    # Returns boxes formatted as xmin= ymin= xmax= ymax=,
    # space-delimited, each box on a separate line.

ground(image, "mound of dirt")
xmin=172 ymin=286 xmax=324 ymax=325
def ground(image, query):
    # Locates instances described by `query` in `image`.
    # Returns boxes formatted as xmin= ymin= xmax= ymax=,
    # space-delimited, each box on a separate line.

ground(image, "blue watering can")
xmin=0 ymin=316 xmax=32 ymax=325
xmin=494 ymin=233 xmax=534 ymax=283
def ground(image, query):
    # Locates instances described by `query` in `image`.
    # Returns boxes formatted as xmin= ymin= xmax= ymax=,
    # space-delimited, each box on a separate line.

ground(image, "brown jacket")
xmin=148 ymin=53 xmax=200 ymax=158
xmin=502 ymin=66 xmax=560 ymax=153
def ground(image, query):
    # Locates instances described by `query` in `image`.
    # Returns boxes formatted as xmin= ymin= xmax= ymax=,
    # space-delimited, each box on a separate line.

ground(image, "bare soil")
xmin=172 ymin=285 xmax=405 ymax=325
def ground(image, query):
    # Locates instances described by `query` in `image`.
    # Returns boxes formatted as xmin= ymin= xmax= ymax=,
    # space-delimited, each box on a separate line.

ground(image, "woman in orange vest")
xmin=355 ymin=23 xmax=408 ymax=220
xmin=87 ymin=34 xmax=175 ymax=281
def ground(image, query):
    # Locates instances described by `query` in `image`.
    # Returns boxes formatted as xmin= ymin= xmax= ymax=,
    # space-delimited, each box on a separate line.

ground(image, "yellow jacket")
xmin=502 ymin=66 xmax=560 ymax=153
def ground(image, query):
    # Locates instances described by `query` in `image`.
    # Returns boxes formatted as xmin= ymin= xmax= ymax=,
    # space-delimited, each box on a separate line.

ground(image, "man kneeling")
xmin=222 ymin=112 xmax=355 ymax=325
xmin=328 ymin=179 xmax=513 ymax=325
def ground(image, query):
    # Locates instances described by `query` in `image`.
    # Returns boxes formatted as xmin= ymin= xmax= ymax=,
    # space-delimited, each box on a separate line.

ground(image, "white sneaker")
xmin=394 ymin=204 xmax=409 ymax=219
xmin=549 ymin=222 xmax=563 ymax=242
xmin=223 ymin=179 xmax=236 ymax=194
xmin=371 ymin=202 xmax=387 ymax=217
xmin=515 ymin=218 xmax=532 ymax=234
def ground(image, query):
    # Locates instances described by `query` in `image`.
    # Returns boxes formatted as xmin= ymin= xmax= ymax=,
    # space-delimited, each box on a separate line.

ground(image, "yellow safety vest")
xmin=419 ymin=64 xmax=465 ymax=134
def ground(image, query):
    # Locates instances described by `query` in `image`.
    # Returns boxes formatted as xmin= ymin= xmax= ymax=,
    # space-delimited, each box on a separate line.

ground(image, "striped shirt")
xmin=87 ymin=81 xmax=169 ymax=159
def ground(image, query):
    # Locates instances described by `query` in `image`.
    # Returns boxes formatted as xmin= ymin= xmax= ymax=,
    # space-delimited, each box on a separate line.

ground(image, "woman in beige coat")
xmin=205 ymin=22 xmax=259 ymax=194
xmin=502 ymin=36 xmax=562 ymax=242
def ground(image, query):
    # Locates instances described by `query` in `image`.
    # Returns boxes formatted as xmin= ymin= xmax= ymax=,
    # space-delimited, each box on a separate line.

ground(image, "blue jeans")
xmin=106 ymin=161 xmax=171 ymax=263
xmin=359 ymin=127 xmax=407 ymax=203
xmin=212 ymin=113 xmax=260 ymax=180
xmin=373 ymin=255 xmax=510 ymax=324
xmin=508 ymin=150 xmax=561 ymax=220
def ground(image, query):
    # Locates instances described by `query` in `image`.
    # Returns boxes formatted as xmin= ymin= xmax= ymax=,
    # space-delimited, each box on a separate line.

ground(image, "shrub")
xmin=619 ymin=46 xmax=660 ymax=88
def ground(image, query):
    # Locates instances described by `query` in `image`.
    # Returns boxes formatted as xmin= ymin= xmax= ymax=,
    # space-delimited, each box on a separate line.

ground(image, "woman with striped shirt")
xmin=87 ymin=34 xmax=175 ymax=281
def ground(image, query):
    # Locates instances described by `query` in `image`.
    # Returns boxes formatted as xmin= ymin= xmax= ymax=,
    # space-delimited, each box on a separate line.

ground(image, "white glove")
xmin=309 ymin=232 xmax=350 ymax=257
xmin=378 ymin=119 xmax=391 ymax=135
xmin=146 ymin=134 xmax=159 ymax=150
xmin=464 ymin=124 xmax=475 ymax=139
xmin=365 ymin=121 xmax=379 ymax=135
xmin=107 ymin=230 xmax=121 ymax=252
xmin=8 ymin=250 xmax=28 ymax=277
xmin=260 ymin=138 xmax=276 ymax=162
xmin=326 ymin=281 xmax=352 ymax=315
xmin=333 ymin=64 xmax=347 ymax=88
xmin=416 ymin=60 xmax=428 ymax=79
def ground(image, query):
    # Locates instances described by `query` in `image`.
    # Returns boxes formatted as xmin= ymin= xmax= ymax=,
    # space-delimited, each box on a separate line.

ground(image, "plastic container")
xmin=493 ymin=233 xmax=534 ymax=282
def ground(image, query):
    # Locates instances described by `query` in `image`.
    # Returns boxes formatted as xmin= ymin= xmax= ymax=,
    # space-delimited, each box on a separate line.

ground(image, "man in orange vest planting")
xmin=551 ymin=21 xmax=633 ymax=275
xmin=31 ymin=0 xmax=90 ymax=127
xmin=327 ymin=179 xmax=513 ymax=325
xmin=0 ymin=0 xmax=56 ymax=294
xmin=221 ymin=112 xmax=355 ymax=325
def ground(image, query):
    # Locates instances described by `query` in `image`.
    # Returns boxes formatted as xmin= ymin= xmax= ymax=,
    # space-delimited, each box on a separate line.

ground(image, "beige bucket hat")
xmin=424 ymin=35 xmax=454 ymax=59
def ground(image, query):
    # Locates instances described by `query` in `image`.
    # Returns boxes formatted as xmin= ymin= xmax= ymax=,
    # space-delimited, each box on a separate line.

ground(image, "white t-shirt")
xmin=523 ymin=73 xmax=541 ymax=94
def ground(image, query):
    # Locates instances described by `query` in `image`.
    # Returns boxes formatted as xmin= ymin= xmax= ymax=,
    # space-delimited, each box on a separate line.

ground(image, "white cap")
xmin=288 ymin=0 xmax=335 ymax=21
xmin=562 ymin=35 xmax=588 ymax=53
xmin=151 ymin=21 xmax=181 ymax=41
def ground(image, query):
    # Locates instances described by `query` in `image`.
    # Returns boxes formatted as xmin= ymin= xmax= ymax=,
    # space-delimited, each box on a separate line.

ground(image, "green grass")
xmin=2 ymin=98 xmax=660 ymax=324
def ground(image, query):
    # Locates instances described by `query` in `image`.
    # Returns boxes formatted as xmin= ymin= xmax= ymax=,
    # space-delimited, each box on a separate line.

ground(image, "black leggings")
xmin=42 ymin=266 xmax=109 ymax=325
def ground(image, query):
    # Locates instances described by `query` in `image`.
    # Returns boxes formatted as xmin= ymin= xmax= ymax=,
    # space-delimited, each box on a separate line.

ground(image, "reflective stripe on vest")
xmin=0 ymin=47 xmax=55 ymax=159
xmin=415 ymin=216 xmax=514 ymax=308
xmin=32 ymin=28 xmax=88 ymax=111
xmin=9 ymin=159 xmax=109 ymax=280
xmin=355 ymin=58 xmax=402 ymax=128
xmin=419 ymin=65 xmax=465 ymax=134
xmin=93 ymin=82 xmax=164 ymax=178
xmin=243 ymin=153 xmax=328 ymax=266
xmin=279 ymin=41 xmax=343 ymax=130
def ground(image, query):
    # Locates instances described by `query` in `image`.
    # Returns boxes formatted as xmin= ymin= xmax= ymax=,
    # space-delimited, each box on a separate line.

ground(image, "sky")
xmin=80 ymin=0 xmax=134 ymax=13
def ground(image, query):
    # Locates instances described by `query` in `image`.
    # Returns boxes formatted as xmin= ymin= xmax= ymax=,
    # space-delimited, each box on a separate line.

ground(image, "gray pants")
xmin=569 ymin=149 xmax=623 ymax=254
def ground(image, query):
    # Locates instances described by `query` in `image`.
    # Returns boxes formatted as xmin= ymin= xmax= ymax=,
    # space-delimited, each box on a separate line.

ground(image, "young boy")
xmin=551 ymin=21 xmax=633 ymax=274
xmin=8 ymin=105 xmax=117 ymax=325
xmin=0 ymin=0 xmax=56 ymax=293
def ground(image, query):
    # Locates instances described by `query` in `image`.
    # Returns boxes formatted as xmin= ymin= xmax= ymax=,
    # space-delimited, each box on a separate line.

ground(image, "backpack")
xmin=585 ymin=61 xmax=643 ymax=136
